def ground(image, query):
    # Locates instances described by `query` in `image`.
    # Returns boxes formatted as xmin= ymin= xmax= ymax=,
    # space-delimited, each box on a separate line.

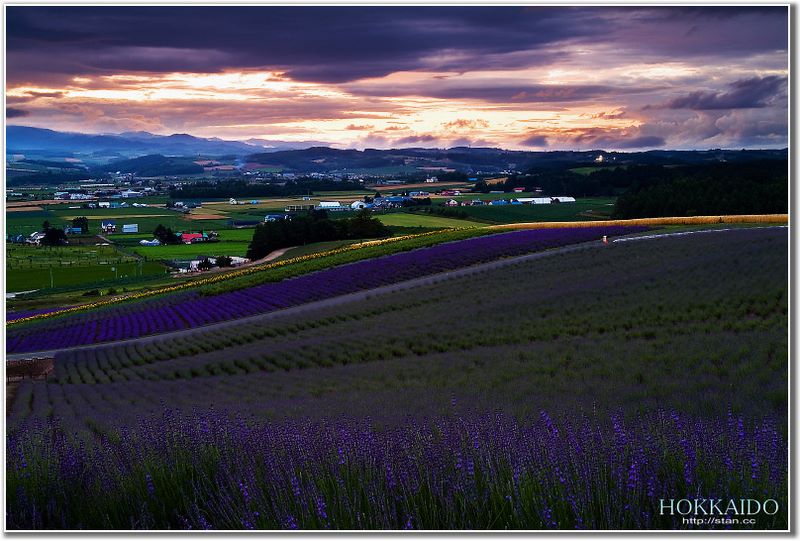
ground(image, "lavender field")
xmin=7 ymin=226 xmax=643 ymax=354
xmin=7 ymin=227 xmax=788 ymax=529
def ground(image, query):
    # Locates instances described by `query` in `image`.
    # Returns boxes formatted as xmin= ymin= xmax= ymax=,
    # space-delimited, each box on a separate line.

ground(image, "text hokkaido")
xmin=659 ymin=499 xmax=779 ymax=516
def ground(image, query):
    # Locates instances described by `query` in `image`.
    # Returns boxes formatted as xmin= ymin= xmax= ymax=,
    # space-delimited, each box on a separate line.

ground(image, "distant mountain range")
xmin=6 ymin=126 xmax=788 ymax=175
xmin=5 ymin=126 xmax=334 ymax=159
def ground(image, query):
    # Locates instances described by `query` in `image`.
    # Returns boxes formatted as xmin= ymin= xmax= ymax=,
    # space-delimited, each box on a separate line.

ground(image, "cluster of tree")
xmin=247 ymin=209 xmax=390 ymax=260
xmin=7 ymin=171 xmax=95 ymax=187
xmin=98 ymin=154 xmax=203 ymax=176
xmin=480 ymin=159 xmax=788 ymax=207
xmin=170 ymin=179 xmax=365 ymax=199
xmin=71 ymin=216 xmax=89 ymax=233
xmin=195 ymin=255 xmax=233 ymax=271
xmin=153 ymin=224 xmax=182 ymax=245
xmin=613 ymin=160 xmax=787 ymax=218
xmin=40 ymin=221 xmax=67 ymax=246
xmin=215 ymin=255 xmax=234 ymax=267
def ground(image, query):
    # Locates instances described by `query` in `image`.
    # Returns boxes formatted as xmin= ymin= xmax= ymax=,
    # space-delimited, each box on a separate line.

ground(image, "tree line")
xmin=170 ymin=179 xmax=367 ymax=199
xmin=246 ymin=209 xmax=390 ymax=260
xmin=613 ymin=160 xmax=787 ymax=218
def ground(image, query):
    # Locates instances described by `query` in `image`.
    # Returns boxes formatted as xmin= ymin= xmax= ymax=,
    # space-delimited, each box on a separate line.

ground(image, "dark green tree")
xmin=72 ymin=216 xmax=89 ymax=233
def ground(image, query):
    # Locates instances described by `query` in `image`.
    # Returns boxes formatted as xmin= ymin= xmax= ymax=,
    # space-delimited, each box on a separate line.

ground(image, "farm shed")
xmin=122 ymin=224 xmax=139 ymax=233
xmin=551 ymin=196 xmax=576 ymax=203
xmin=317 ymin=201 xmax=344 ymax=210
xmin=350 ymin=201 xmax=370 ymax=210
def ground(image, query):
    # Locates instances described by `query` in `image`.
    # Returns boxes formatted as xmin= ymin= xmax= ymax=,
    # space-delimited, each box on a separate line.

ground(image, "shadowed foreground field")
xmin=7 ymin=227 xmax=788 ymax=530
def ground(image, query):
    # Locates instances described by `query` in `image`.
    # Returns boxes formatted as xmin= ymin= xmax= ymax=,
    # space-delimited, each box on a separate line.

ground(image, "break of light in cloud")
xmin=6 ymin=6 xmax=789 ymax=150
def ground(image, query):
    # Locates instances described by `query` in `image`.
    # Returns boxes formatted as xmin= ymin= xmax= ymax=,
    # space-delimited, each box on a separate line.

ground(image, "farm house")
xmin=100 ymin=220 xmax=117 ymax=233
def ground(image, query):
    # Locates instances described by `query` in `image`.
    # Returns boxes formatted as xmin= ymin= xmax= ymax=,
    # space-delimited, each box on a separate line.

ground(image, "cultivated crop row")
xmin=8 ymin=226 xmax=644 ymax=353
xmin=21 ymin=227 xmax=785 ymax=427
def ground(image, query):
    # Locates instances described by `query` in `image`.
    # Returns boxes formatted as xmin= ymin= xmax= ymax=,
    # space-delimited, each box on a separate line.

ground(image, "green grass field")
xmin=275 ymin=240 xmax=361 ymax=261
xmin=376 ymin=212 xmax=480 ymax=229
xmin=6 ymin=244 xmax=166 ymax=291
xmin=131 ymin=241 xmax=252 ymax=260
xmin=457 ymin=197 xmax=616 ymax=223
xmin=7 ymin=261 xmax=167 ymax=291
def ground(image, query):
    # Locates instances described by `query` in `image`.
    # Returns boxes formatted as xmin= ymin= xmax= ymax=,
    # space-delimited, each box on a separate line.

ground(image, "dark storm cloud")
xmin=6 ymin=6 xmax=600 ymax=84
xmin=6 ymin=108 xmax=30 ymax=118
xmin=609 ymin=135 xmax=666 ymax=149
xmin=655 ymin=76 xmax=787 ymax=110
xmin=520 ymin=135 xmax=549 ymax=147
xmin=8 ymin=6 xmax=786 ymax=87
xmin=346 ymin=81 xmax=661 ymax=104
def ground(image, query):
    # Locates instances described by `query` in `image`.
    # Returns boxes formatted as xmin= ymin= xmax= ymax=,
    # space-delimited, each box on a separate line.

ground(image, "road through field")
xmin=6 ymin=226 xmax=786 ymax=361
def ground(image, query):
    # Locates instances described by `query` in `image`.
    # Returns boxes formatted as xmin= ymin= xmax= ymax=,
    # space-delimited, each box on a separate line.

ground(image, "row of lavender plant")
xmin=7 ymin=306 xmax=73 ymax=323
xmin=7 ymin=226 xmax=646 ymax=354
xmin=7 ymin=408 xmax=785 ymax=530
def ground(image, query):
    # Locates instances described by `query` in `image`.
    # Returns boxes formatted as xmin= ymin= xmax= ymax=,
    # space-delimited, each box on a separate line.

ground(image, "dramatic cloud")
xmin=520 ymin=135 xmax=549 ymax=147
xmin=443 ymin=119 xmax=489 ymax=130
xmin=6 ymin=108 xmax=29 ymax=118
xmin=654 ymin=76 xmax=787 ymax=110
xmin=5 ymin=6 xmax=788 ymax=150
xmin=395 ymin=134 xmax=438 ymax=145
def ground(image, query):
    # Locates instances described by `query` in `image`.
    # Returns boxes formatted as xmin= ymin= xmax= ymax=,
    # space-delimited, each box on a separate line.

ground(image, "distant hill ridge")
xmin=6 ymin=126 xmax=788 ymax=173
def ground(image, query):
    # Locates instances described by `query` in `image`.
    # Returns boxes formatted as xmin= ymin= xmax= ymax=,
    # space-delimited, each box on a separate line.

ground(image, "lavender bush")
xmin=6 ymin=408 xmax=786 ymax=530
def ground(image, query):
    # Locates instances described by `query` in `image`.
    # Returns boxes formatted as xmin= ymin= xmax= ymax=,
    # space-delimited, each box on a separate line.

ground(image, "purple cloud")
xmin=6 ymin=107 xmax=29 ymax=118
xmin=655 ymin=76 xmax=786 ymax=110
xmin=520 ymin=134 xmax=549 ymax=147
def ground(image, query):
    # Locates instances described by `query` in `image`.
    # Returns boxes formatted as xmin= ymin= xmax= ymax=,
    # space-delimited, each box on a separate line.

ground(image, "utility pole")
xmin=49 ymin=266 xmax=54 ymax=288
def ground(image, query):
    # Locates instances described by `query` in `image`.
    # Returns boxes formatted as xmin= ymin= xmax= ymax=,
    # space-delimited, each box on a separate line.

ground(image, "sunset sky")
xmin=6 ymin=6 xmax=789 ymax=151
